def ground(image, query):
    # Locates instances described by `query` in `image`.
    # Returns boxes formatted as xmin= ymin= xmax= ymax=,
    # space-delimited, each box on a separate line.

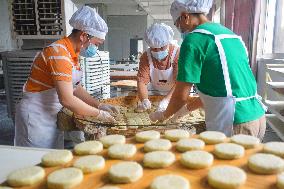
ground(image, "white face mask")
xmin=151 ymin=49 xmax=169 ymax=61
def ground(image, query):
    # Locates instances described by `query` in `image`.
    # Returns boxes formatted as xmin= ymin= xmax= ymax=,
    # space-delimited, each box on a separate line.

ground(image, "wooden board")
xmin=5 ymin=137 xmax=277 ymax=189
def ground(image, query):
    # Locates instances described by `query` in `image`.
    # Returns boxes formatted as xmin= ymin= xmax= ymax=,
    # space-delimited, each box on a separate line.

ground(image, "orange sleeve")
xmin=137 ymin=52 xmax=151 ymax=84
xmin=44 ymin=47 xmax=73 ymax=82
xmin=173 ymin=47 xmax=180 ymax=81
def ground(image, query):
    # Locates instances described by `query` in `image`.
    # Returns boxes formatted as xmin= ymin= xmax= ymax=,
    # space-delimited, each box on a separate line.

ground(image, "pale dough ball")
xmin=214 ymin=143 xmax=245 ymax=160
xmin=97 ymin=186 xmax=121 ymax=189
xmin=199 ymin=131 xmax=226 ymax=144
xmin=144 ymin=139 xmax=172 ymax=152
xmin=99 ymin=135 xmax=126 ymax=148
xmin=263 ymin=142 xmax=284 ymax=158
xmin=150 ymin=174 xmax=190 ymax=189
xmin=248 ymin=153 xmax=284 ymax=174
xmin=135 ymin=130 xmax=160 ymax=143
xmin=0 ymin=187 xmax=13 ymax=189
xmin=74 ymin=141 xmax=103 ymax=155
xmin=208 ymin=165 xmax=247 ymax=189
xmin=42 ymin=150 xmax=73 ymax=167
xmin=164 ymin=129 xmax=190 ymax=142
xmin=108 ymin=144 xmax=137 ymax=159
xmin=73 ymin=155 xmax=105 ymax=174
xmin=230 ymin=134 xmax=260 ymax=149
xmin=277 ymin=172 xmax=284 ymax=189
xmin=176 ymin=138 xmax=205 ymax=152
xmin=144 ymin=151 xmax=175 ymax=168
xmin=180 ymin=150 xmax=213 ymax=169
xmin=47 ymin=167 xmax=83 ymax=189
xmin=7 ymin=166 xmax=45 ymax=187
xmin=108 ymin=162 xmax=143 ymax=184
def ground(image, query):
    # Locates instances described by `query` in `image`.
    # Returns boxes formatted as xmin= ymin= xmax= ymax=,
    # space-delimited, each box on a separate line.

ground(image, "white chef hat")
xmin=145 ymin=23 xmax=174 ymax=48
xmin=69 ymin=6 xmax=108 ymax=40
xmin=170 ymin=0 xmax=214 ymax=23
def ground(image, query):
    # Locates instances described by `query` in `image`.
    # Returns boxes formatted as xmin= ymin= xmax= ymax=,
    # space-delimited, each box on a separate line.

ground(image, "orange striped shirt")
xmin=25 ymin=37 xmax=80 ymax=92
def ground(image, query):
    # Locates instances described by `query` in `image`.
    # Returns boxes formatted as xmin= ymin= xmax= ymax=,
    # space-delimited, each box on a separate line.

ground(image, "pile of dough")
xmin=144 ymin=151 xmax=175 ymax=168
xmin=135 ymin=130 xmax=160 ymax=143
xmin=208 ymin=165 xmax=247 ymax=189
xmin=164 ymin=129 xmax=190 ymax=142
xmin=108 ymin=161 xmax=143 ymax=183
xmin=180 ymin=150 xmax=213 ymax=169
xmin=98 ymin=186 xmax=121 ymax=189
xmin=7 ymin=166 xmax=45 ymax=187
xmin=248 ymin=153 xmax=284 ymax=174
xmin=73 ymin=155 xmax=105 ymax=174
xmin=214 ymin=143 xmax=245 ymax=160
xmin=150 ymin=174 xmax=190 ymax=189
xmin=42 ymin=150 xmax=73 ymax=167
xmin=108 ymin=144 xmax=137 ymax=159
xmin=277 ymin=172 xmax=284 ymax=189
xmin=199 ymin=131 xmax=226 ymax=144
xmin=47 ymin=167 xmax=83 ymax=189
xmin=74 ymin=141 xmax=103 ymax=155
xmin=263 ymin=142 xmax=284 ymax=158
xmin=176 ymin=138 xmax=205 ymax=152
xmin=99 ymin=135 xmax=126 ymax=148
xmin=230 ymin=134 xmax=260 ymax=149
xmin=144 ymin=139 xmax=172 ymax=152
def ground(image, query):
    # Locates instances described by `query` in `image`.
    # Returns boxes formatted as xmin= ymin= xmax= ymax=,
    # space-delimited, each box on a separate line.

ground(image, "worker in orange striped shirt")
xmin=14 ymin=6 xmax=119 ymax=149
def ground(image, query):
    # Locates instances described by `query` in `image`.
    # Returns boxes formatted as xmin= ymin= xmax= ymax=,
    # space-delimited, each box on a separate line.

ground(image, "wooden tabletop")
xmin=110 ymin=71 xmax=137 ymax=80
xmin=3 ymin=138 xmax=277 ymax=189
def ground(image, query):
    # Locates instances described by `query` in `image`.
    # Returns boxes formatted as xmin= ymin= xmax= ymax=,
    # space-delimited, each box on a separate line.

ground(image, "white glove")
xmin=136 ymin=99 xmax=152 ymax=112
xmin=170 ymin=104 xmax=191 ymax=122
xmin=96 ymin=110 xmax=116 ymax=123
xmin=157 ymin=98 xmax=169 ymax=112
xmin=149 ymin=111 xmax=165 ymax=122
xmin=98 ymin=103 xmax=120 ymax=115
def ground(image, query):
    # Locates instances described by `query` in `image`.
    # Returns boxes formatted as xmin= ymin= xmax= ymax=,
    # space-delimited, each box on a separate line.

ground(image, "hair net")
xmin=145 ymin=23 xmax=174 ymax=48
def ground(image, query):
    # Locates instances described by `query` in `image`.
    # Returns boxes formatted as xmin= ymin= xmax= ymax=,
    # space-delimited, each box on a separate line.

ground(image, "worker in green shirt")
xmin=149 ymin=0 xmax=266 ymax=140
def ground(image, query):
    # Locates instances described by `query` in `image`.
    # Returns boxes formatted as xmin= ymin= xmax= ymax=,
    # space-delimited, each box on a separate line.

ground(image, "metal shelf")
xmin=266 ymin=114 xmax=284 ymax=141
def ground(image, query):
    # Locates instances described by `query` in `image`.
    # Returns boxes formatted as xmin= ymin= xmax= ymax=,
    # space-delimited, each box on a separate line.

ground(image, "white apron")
xmin=190 ymin=29 xmax=266 ymax=136
xmin=147 ymin=46 xmax=178 ymax=95
xmin=14 ymin=43 xmax=83 ymax=149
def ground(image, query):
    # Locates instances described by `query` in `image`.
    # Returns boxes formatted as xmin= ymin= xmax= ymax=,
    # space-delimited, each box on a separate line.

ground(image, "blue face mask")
xmin=151 ymin=49 xmax=168 ymax=61
xmin=80 ymin=44 xmax=98 ymax=57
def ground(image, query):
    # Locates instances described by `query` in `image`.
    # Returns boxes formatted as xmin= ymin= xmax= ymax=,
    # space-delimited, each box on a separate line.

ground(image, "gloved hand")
xmin=149 ymin=111 xmax=165 ymax=122
xmin=157 ymin=98 xmax=169 ymax=112
xmin=136 ymin=99 xmax=152 ymax=112
xmin=170 ymin=104 xmax=191 ymax=122
xmin=96 ymin=110 xmax=116 ymax=123
xmin=98 ymin=103 xmax=120 ymax=115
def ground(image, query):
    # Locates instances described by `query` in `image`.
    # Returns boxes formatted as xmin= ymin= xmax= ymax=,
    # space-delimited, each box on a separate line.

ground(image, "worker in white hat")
xmin=136 ymin=23 xmax=180 ymax=112
xmin=149 ymin=0 xmax=266 ymax=140
xmin=14 ymin=6 xmax=119 ymax=149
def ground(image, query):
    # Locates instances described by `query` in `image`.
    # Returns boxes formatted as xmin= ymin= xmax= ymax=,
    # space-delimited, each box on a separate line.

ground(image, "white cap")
xmin=145 ymin=23 xmax=174 ymax=48
xmin=170 ymin=0 xmax=213 ymax=22
xmin=69 ymin=6 xmax=108 ymax=40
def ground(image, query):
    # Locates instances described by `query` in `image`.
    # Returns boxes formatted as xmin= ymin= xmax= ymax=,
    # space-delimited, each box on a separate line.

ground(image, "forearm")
xmin=137 ymin=81 xmax=149 ymax=101
xmin=186 ymin=97 xmax=203 ymax=111
xmin=164 ymin=85 xmax=175 ymax=100
xmin=73 ymin=85 xmax=100 ymax=108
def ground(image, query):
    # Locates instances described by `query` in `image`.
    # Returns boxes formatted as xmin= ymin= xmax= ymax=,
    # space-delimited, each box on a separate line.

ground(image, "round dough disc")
xmin=144 ymin=151 xmax=175 ymax=168
xmin=277 ymin=172 xmax=284 ymax=189
xmin=248 ymin=153 xmax=284 ymax=174
xmin=230 ymin=134 xmax=260 ymax=149
xmin=42 ymin=150 xmax=73 ymax=167
xmin=263 ymin=142 xmax=284 ymax=158
xmin=73 ymin=155 xmax=105 ymax=174
xmin=164 ymin=129 xmax=190 ymax=142
xmin=7 ymin=166 xmax=45 ymax=187
xmin=74 ymin=141 xmax=103 ymax=155
xmin=150 ymin=174 xmax=190 ymax=189
xmin=47 ymin=167 xmax=83 ymax=189
xmin=99 ymin=135 xmax=126 ymax=148
xmin=98 ymin=186 xmax=121 ymax=189
xmin=180 ymin=150 xmax=213 ymax=169
xmin=135 ymin=130 xmax=160 ymax=143
xmin=108 ymin=161 xmax=143 ymax=184
xmin=108 ymin=144 xmax=137 ymax=159
xmin=199 ymin=131 xmax=227 ymax=144
xmin=214 ymin=143 xmax=245 ymax=160
xmin=144 ymin=139 xmax=172 ymax=152
xmin=208 ymin=165 xmax=247 ymax=189
xmin=176 ymin=138 xmax=205 ymax=152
